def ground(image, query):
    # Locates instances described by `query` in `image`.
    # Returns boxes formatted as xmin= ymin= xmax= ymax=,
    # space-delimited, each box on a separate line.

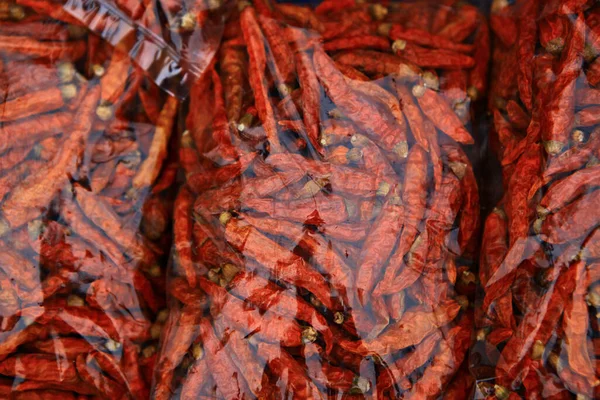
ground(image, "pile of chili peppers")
xmin=0 ymin=0 xmax=194 ymax=398
xmin=476 ymin=0 xmax=600 ymax=398
xmin=155 ymin=0 xmax=488 ymax=398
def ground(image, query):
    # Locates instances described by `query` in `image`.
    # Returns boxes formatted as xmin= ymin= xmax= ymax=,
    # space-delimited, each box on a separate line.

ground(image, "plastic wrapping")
xmin=156 ymin=1 xmax=488 ymax=398
xmin=0 ymin=3 xmax=181 ymax=398
xmin=58 ymin=0 xmax=227 ymax=98
xmin=474 ymin=0 xmax=600 ymax=398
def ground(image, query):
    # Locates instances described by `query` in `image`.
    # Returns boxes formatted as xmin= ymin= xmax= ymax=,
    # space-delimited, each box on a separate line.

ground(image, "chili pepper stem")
xmin=369 ymin=4 xmax=388 ymax=20
xmin=392 ymin=39 xmax=407 ymax=53
xmin=192 ymin=344 xmax=204 ymax=360
xmin=237 ymin=113 xmax=254 ymax=132
xmin=422 ymin=71 xmax=440 ymax=90
xmin=412 ymin=84 xmax=426 ymax=98
xmin=0 ymin=218 xmax=9 ymax=237
xmin=96 ymin=103 xmax=114 ymax=121
xmin=377 ymin=23 xmax=392 ymax=37
xmin=181 ymin=13 xmax=196 ymax=31
xmin=58 ymin=63 xmax=76 ymax=83
xmin=494 ymin=384 xmax=510 ymax=400
xmin=393 ymin=141 xmax=409 ymax=158
xmin=544 ymin=140 xmax=565 ymax=155
xmin=60 ymin=84 xmax=77 ymax=101
xmin=572 ymin=129 xmax=585 ymax=143
xmin=531 ymin=340 xmax=545 ymax=360
xmin=350 ymin=376 xmax=371 ymax=394
xmin=92 ymin=64 xmax=105 ymax=77
xmin=220 ymin=212 xmax=232 ymax=225
xmin=467 ymin=86 xmax=479 ymax=101
xmin=8 ymin=5 xmax=24 ymax=20
xmin=302 ymin=326 xmax=318 ymax=343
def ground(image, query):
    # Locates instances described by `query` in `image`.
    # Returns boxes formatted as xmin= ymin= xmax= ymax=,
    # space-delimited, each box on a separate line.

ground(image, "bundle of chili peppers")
xmin=156 ymin=0 xmax=488 ymax=398
xmin=476 ymin=0 xmax=600 ymax=398
xmin=0 ymin=1 xmax=188 ymax=398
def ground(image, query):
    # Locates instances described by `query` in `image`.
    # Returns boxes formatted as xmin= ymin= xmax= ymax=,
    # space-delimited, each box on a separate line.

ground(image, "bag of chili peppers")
xmin=474 ymin=0 xmax=600 ymax=398
xmin=156 ymin=0 xmax=489 ymax=398
xmin=0 ymin=1 xmax=185 ymax=398
xmin=11 ymin=0 xmax=229 ymax=98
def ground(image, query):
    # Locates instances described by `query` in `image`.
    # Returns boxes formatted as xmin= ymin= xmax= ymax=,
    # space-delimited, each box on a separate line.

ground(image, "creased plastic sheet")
xmin=156 ymin=0 xmax=488 ymax=398
xmin=474 ymin=0 xmax=600 ymax=398
xmin=0 ymin=2 xmax=181 ymax=398
xmin=60 ymin=0 xmax=227 ymax=98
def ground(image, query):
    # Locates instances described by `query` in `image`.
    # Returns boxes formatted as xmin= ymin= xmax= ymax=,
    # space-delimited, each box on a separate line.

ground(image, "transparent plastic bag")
xmin=0 ymin=3 xmax=181 ymax=398
xmin=58 ymin=0 xmax=227 ymax=98
xmin=474 ymin=0 xmax=600 ymax=398
xmin=156 ymin=0 xmax=488 ymax=398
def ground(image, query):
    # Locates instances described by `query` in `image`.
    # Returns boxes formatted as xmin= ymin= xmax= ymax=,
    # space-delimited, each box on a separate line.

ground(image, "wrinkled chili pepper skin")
xmin=313 ymin=48 xmax=407 ymax=154
xmin=338 ymin=301 xmax=460 ymax=356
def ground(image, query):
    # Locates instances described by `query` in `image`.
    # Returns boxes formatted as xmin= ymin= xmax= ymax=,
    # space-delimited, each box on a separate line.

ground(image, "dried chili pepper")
xmin=228 ymin=269 xmax=334 ymax=353
xmin=413 ymin=84 xmax=474 ymax=144
xmin=541 ymin=189 xmax=600 ymax=244
xmin=334 ymin=49 xmax=421 ymax=81
xmin=338 ymin=301 xmax=460 ymax=356
xmin=222 ymin=214 xmax=335 ymax=310
xmin=130 ymin=96 xmax=178 ymax=192
xmin=257 ymin=341 xmax=321 ymax=398
xmin=241 ymin=4 xmax=282 ymax=152
xmin=314 ymin=48 xmax=408 ymax=156
xmin=1 ymin=86 xmax=99 ymax=230
xmin=199 ymin=277 xmax=307 ymax=346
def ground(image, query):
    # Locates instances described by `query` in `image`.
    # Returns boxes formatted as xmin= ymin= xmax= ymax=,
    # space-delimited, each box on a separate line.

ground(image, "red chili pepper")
xmin=314 ymin=48 xmax=408 ymax=156
xmin=0 ymin=353 xmax=79 ymax=383
xmin=222 ymin=215 xmax=336 ymax=310
xmin=153 ymin=305 xmax=202 ymax=400
xmin=0 ymin=86 xmax=98 ymax=230
xmin=514 ymin=0 xmax=539 ymax=112
xmin=469 ymin=16 xmax=490 ymax=100
xmin=437 ymin=3 xmax=479 ymax=42
xmin=562 ymin=261 xmax=596 ymax=384
xmin=258 ymin=14 xmax=296 ymax=85
xmin=243 ymin=191 xmax=350 ymax=225
xmin=275 ymin=3 xmax=324 ymax=33
xmin=338 ymin=300 xmax=460 ymax=356
xmin=393 ymin=39 xmax=475 ymax=69
xmin=389 ymin=144 xmax=429 ymax=285
xmin=444 ymin=144 xmax=480 ymax=255
xmin=173 ymin=186 xmax=197 ymax=287
xmin=219 ymin=45 xmax=246 ymax=125
xmin=197 ymin=318 xmax=253 ymax=399
xmin=228 ymin=269 xmax=334 ymax=354
xmin=240 ymin=5 xmax=282 ymax=152
xmin=179 ymin=351 xmax=210 ymax=399
xmin=72 ymin=184 xmax=153 ymax=268
xmin=258 ymin=344 xmax=320 ymax=398
xmin=199 ymin=277 xmax=307 ymax=346
xmin=541 ymin=189 xmax=600 ymax=244
xmin=413 ymin=84 xmax=474 ymax=144
xmin=334 ymin=49 xmax=421 ymax=80
xmin=387 ymin=23 xmax=474 ymax=53
xmin=541 ymin=13 xmax=584 ymax=155
xmin=295 ymin=49 xmax=322 ymax=155
xmin=130 ymin=95 xmax=178 ymax=191
xmin=539 ymin=14 xmax=569 ymax=54
xmin=75 ymin=353 xmax=127 ymax=398
xmin=404 ymin=314 xmax=472 ymax=399
xmin=496 ymin=258 xmax=580 ymax=386
xmin=490 ymin=7 xmax=517 ymax=48
xmin=303 ymin=342 xmax=366 ymax=394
